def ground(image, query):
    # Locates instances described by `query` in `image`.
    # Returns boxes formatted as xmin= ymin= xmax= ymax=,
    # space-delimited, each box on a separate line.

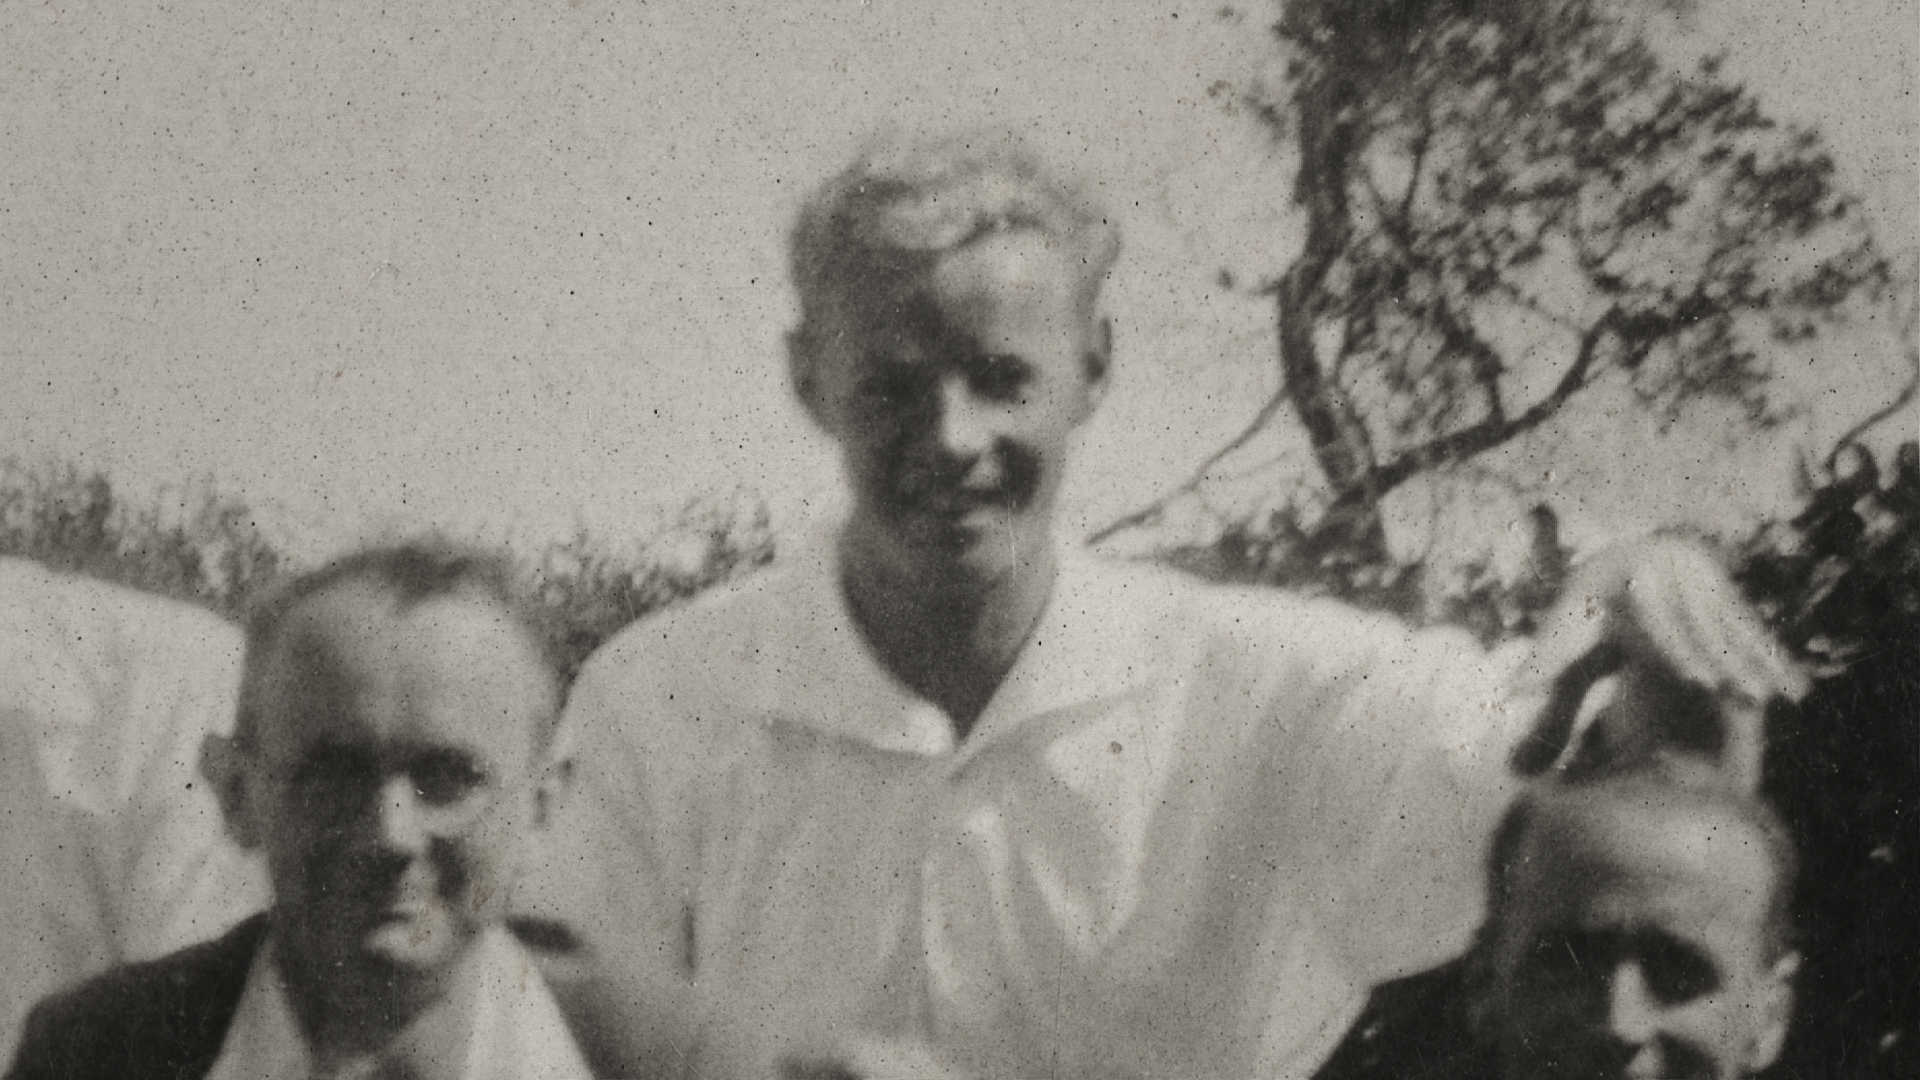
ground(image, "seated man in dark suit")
xmin=5 ymin=544 xmax=593 ymax=1080
xmin=1475 ymin=764 xmax=1799 ymax=1080
xmin=1315 ymin=755 xmax=1800 ymax=1080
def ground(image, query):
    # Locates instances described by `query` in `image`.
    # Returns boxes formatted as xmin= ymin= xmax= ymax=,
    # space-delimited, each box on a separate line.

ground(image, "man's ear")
xmin=200 ymin=731 xmax=262 ymax=850
xmin=534 ymin=751 xmax=576 ymax=828
xmin=787 ymin=327 xmax=834 ymax=432
xmin=1079 ymin=316 xmax=1113 ymax=418
xmin=1746 ymin=951 xmax=1799 ymax=1073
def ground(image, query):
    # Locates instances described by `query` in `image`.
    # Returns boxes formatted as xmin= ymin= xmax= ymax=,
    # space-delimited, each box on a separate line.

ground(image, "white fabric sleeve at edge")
xmin=517 ymin=645 xmax=703 ymax=1077
xmin=1315 ymin=622 xmax=1530 ymax=984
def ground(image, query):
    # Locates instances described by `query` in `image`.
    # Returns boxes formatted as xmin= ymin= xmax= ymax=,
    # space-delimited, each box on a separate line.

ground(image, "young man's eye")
xmin=407 ymin=754 xmax=490 ymax=806
xmin=857 ymin=365 xmax=923 ymax=408
xmin=968 ymin=354 xmax=1031 ymax=402
xmin=291 ymin=748 xmax=379 ymax=793
xmin=1529 ymin=930 xmax=1607 ymax=985
xmin=1634 ymin=934 xmax=1721 ymax=1003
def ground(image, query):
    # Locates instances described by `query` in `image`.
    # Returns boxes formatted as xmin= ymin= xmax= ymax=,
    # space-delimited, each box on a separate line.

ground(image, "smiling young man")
xmin=793 ymin=171 xmax=1117 ymax=736
xmin=533 ymin=131 xmax=1807 ymax=1080
xmin=6 ymin=545 xmax=592 ymax=1080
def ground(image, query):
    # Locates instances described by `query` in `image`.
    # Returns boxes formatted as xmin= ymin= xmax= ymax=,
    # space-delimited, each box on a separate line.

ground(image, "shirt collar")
xmin=205 ymin=923 xmax=592 ymax=1080
xmin=762 ymin=527 xmax=1166 ymax=759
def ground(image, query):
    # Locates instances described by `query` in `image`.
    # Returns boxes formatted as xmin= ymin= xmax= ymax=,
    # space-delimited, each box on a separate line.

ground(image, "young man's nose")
xmin=375 ymin=774 xmax=431 ymax=854
xmin=1604 ymin=961 xmax=1663 ymax=1046
xmin=933 ymin=375 xmax=997 ymax=459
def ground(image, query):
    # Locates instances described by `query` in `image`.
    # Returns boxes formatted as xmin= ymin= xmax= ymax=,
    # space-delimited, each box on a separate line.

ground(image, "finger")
xmin=1511 ymin=643 xmax=1623 ymax=775
xmin=1673 ymin=544 xmax=1808 ymax=699
xmin=1669 ymin=569 xmax=1806 ymax=703
xmin=1615 ymin=558 xmax=1719 ymax=688
xmin=1719 ymin=697 xmax=1768 ymax=794
xmin=1622 ymin=543 xmax=1805 ymax=703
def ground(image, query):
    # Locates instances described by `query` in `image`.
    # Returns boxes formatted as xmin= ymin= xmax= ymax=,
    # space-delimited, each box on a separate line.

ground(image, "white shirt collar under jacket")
xmin=204 ymin=924 xmax=592 ymax=1080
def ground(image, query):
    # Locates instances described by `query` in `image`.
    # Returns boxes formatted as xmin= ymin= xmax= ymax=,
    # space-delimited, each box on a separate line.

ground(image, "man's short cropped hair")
xmin=234 ymin=540 xmax=563 ymax=750
xmin=1483 ymin=763 xmax=1799 ymax=963
xmin=788 ymin=129 xmax=1123 ymax=346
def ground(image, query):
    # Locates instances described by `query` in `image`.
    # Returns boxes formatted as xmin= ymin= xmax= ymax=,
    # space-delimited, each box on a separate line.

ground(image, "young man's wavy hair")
xmin=786 ymin=128 xmax=1122 ymax=383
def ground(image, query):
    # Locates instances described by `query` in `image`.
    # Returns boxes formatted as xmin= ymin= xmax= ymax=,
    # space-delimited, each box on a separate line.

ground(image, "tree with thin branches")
xmin=1097 ymin=0 xmax=1893 ymax=593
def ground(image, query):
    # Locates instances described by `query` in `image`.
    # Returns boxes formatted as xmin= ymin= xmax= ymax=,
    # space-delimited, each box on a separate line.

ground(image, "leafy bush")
xmin=1738 ymin=442 xmax=1919 ymax=1080
xmin=0 ymin=458 xmax=281 ymax=620
xmin=0 ymin=459 xmax=774 ymax=685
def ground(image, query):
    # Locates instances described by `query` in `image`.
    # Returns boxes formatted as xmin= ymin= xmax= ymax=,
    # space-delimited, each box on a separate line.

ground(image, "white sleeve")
xmin=514 ymin=633 xmax=704 ymax=1075
xmin=0 ymin=564 xmax=266 ymax=962
xmin=1274 ymin=611 xmax=1526 ymax=984
xmin=106 ymin=595 xmax=268 ymax=955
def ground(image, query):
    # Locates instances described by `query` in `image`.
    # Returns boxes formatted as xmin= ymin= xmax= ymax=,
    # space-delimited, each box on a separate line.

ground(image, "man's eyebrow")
xmin=287 ymin=740 xmax=378 ymax=775
xmin=402 ymin=745 xmax=484 ymax=769
xmin=299 ymin=738 xmax=368 ymax=758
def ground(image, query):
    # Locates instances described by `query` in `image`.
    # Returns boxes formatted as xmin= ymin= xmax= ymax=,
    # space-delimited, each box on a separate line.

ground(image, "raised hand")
xmin=1510 ymin=536 xmax=1808 ymax=791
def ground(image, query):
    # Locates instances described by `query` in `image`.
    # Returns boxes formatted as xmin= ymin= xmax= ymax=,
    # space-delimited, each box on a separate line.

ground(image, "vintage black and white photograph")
xmin=2 ymin=2 xmax=1914 ymax=1077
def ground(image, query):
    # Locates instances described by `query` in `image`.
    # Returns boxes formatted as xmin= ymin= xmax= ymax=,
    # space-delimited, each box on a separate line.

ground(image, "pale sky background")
xmin=3 ymin=0 xmax=1914 ymax=566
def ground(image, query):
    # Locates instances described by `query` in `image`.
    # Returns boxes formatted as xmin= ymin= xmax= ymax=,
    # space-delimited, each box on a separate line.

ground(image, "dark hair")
xmin=235 ymin=540 xmax=563 ymax=749
xmin=787 ymin=128 xmax=1121 ymax=370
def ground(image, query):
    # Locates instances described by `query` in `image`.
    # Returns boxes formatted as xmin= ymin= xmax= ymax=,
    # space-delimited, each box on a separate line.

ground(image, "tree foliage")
xmin=0 ymin=458 xmax=282 ymax=620
xmin=0 ymin=459 xmax=774 ymax=684
xmin=1102 ymin=0 xmax=1891 ymax=575
xmin=1736 ymin=439 xmax=1919 ymax=1079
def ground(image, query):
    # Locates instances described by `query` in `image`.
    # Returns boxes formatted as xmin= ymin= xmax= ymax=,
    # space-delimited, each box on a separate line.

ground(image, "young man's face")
xmin=1488 ymin=796 xmax=1794 ymax=1080
xmin=231 ymin=582 xmax=555 ymax=1005
xmin=798 ymin=230 xmax=1107 ymax=590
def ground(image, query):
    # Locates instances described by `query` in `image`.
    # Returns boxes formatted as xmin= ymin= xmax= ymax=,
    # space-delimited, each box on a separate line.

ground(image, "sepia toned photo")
xmin=3 ymin=2 xmax=1914 ymax=1077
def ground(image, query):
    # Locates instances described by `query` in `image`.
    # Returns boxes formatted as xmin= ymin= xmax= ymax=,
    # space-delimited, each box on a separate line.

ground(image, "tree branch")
xmin=1360 ymin=305 xmax=1620 ymax=497
xmin=1827 ymin=314 xmax=1920 ymax=470
xmin=1399 ymin=108 xmax=1434 ymax=223
xmin=1434 ymin=297 xmax=1509 ymax=426
xmin=1086 ymin=382 xmax=1296 ymax=546
xmin=1492 ymin=277 xmax=1585 ymax=333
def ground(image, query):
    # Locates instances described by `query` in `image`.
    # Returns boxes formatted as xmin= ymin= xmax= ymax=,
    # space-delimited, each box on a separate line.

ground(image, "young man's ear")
xmin=1078 ymin=316 xmax=1113 ymax=417
xmin=787 ymin=327 xmax=833 ymax=432
xmin=199 ymin=730 xmax=262 ymax=850
xmin=1746 ymin=951 xmax=1799 ymax=1074
xmin=534 ymin=752 xmax=576 ymax=828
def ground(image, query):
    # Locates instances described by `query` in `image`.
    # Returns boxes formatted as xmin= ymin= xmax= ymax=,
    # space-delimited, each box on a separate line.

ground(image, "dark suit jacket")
xmin=3 ymin=913 xmax=588 ymax=1080
xmin=5 ymin=913 xmax=268 ymax=1080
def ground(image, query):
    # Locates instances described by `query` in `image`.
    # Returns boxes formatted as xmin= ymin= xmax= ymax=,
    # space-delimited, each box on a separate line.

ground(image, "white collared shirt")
xmin=529 ymin=534 xmax=1531 ymax=1079
xmin=0 ymin=558 xmax=268 ymax=1065
xmin=204 ymin=925 xmax=592 ymax=1080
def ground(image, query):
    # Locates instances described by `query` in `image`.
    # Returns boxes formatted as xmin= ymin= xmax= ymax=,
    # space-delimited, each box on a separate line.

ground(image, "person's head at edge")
xmin=786 ymin=130 xmax=1122 ymax=599
xmin=200 ymin=542 xmax=566 ymax=1062
xmin=1475 ymin=764 xmax=1799 ymax=1080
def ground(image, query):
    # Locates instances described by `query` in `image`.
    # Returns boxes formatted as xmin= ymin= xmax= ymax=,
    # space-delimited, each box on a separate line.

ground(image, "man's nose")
xmin=1604 ymin=961 xmax=1662 ymax=1046
xmin=376 ymin=775 xmax=430 ymax=854
xmin=933 ymin=376 xmax=996 ymax=459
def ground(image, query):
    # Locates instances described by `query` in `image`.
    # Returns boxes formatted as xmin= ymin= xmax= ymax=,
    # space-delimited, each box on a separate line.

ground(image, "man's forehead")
xmin=257 ymin=582 xmax=548 ymax=728
xmin=930 ymin=231 xmax=1080 ymax=298
xmin=1519 ymin=796 xmax=1776 ymax=928
xmin=833 ymin=231 xmax=1087 ymax=331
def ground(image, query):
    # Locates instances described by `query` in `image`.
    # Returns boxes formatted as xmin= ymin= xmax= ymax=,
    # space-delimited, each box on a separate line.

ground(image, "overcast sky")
xmin=3 ymin=0 xmax=1912 ymax=563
